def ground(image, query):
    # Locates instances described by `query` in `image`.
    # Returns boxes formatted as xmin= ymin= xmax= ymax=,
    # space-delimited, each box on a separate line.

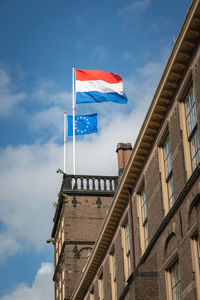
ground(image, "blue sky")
xmin=0 ymin=0 xmax=191 ymax=299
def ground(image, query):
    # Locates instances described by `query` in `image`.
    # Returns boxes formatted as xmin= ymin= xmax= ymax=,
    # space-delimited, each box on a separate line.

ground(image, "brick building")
xmin=50 ymin=0 xmax=200 ymax=299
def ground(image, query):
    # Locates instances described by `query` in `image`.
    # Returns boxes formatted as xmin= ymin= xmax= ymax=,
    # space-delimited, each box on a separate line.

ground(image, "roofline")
xmin=71 ymin=1 xmax=200 ymax=299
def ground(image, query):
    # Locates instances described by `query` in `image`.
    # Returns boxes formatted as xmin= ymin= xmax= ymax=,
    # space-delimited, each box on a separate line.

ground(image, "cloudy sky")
xmin=0 ymin=0 xmax=191 ymax=299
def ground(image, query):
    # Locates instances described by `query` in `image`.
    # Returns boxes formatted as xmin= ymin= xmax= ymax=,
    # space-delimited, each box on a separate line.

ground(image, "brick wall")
xmin=62 ymin=194 xmax=113 ymax=299
xmin=104 ymin=257 xmax=112 ymax=300
xmin=115 ymin=230 xmax=126 ymax=299
xmin=145 ymin=150 xmax=164 ymax=240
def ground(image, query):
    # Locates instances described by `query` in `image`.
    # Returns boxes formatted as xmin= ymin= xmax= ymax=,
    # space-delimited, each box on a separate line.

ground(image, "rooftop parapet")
xmin=61 ymin=173 xmax=118 ymax=196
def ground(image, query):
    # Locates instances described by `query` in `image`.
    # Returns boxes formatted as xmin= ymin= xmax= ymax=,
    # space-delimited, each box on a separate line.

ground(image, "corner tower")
xmin=51 ymin=173 xmax=118 ymax=300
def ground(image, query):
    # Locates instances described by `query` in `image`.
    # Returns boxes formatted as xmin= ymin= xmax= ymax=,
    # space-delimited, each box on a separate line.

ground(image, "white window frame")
xmin=165 ymin=260 xmax=182 ymax=300
xmin=191 ymin=234 xmax=200 ymax=299
xmin=163 ymin=134 xmax=175 ymax=209
xmin=109 ymin=249 xmax=117 ymax=300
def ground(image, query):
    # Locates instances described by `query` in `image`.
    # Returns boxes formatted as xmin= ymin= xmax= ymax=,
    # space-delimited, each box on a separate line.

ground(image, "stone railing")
xmin=61 ymin=174 xmax=118 ymax=194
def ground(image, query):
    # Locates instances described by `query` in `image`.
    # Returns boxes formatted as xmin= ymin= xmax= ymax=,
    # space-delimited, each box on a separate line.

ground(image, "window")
xmin=110 ymin=250 xmax=117 ymax=300
xmin=168 ymin=261 xmax=182 ymax=300
xmin=124 ymin=221 xmax=131 ymax=276
xmin=163 ymin=135 xmax=175 ymax=209
xmin=140 ymin=187 xmax=149 ymax=250
xmin=184 ymin=86 xmax=200 ymax=171
xmin=122 ymin=220 xmax=132 ymax=280
xmin=61 ymin=268 xmax=65 ymax=299
xmin=98 ymin=272 xmax=104 ymax=300
xmin=89 ymin=288 xmax=94 ymax=300
xmin=196 ymin=235 xmax=200 ymax=266
xmin=191 ymin=234 xmax=200 ymax=299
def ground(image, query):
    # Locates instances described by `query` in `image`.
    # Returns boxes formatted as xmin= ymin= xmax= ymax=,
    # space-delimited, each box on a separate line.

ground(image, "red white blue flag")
xmin=75 ymin=70 xmax=128 ymax=104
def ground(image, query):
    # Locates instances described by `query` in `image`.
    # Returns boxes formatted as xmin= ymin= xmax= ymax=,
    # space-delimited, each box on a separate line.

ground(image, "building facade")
xmin=50 ymin=1 xmax=200 ymax=299
xmin=51 ymin=174 xmax=119 ymax=300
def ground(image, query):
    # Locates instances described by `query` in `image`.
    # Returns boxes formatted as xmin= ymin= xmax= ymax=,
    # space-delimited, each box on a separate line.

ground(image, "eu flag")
xmin=67 ymin=113 xmax=98 ymax=136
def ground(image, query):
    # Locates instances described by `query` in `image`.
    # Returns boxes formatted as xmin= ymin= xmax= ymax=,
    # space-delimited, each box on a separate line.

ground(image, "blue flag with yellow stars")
xmin=67 ymin=113 xmax=98 ymax=136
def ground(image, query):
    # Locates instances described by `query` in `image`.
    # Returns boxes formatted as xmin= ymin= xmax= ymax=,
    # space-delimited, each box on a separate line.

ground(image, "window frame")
xmin=137 ymin=185 xmax=149 ymax=254
xmin=162 ymin=134 xmax=175 ymax=209
xmin=89 ymin=287 xmax=94 ymax=300
xmin=124 ymin=221 xmax=131 ymax=277
xmin=179 ymin=84 xmax=200 ymax=178
xmin=184 ymin=85 xmax=200 ymax=171
xmin=170 ymin=261 xmax=181 ymax=300
xmin=98 ymin=271 xmax=104 ymax=300
xmin=121 ymin=218 xmax=132 ymax=281
xmin=191 ymin=234 xmax=200 ymax=300
xmin=165 ymin=260 xmax=182 ymax=300
xmin=109 ymin=248 xmax=117 ymax=300
xmin=140 ymin=187 xmax=149 ymax=250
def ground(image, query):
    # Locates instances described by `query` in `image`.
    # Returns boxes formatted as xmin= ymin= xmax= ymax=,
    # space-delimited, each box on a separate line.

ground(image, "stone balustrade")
xmin=61 ymin=174 xmax=118 ymax=194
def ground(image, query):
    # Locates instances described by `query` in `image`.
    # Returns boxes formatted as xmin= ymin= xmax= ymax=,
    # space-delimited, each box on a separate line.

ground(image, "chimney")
xmin=116 ymin=143 xmax=132 ymax=177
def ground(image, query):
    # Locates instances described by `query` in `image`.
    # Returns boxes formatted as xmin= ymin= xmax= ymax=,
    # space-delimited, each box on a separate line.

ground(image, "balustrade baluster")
xmin=86 ymin=178 xmax=89 ymax=190
xmin=103 ymin=179 xmax=106 ymax=191
xmin=92 ymin=178 xmax=95 ymax=190
xmin=111 ymin=179 xmax=114 ymax=191
xmin=96 ymin=178 xmax=100 ymax=190
xmin=81 ymin=177 xmax=84 ymax=190
xmin=71 ymin=177 xmax=73 ymax=190
xmin=100 ymin=179 xmax=102 ymax=190
xmin=73 ymin=177 xmax=77 ymax=190
xmin=109 ymin=179 xmax=112 ymax=191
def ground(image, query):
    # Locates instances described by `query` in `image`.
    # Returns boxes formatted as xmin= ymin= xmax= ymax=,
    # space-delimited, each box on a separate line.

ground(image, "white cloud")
xmin=0 ymin=69 xmax=10 ymax=87
xmin=0 ymin=68 xmax=26 ymax=118
xmin=0 ymin=233 xmax=21 ymax=262
xmin=29 ymin=106 xmax=64 ymax=137
xmin=27 ymin=79 xmax=72 ymax=137
xmin=0 ymin=263 xmax=54 ymax=300
xmin=89 ymin=46 xmax=107 ymax=63
xmin=118 ymin=0 xmax=151 ymax=21
xmin=0 ymin=142 xmax=62 ymax=259
xmin=32 ymin=79 xmax=72 ymax=106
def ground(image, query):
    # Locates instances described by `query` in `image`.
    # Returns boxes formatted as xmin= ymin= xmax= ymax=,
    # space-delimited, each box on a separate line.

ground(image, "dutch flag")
xmin=75 ymin=70 xmax=128 ymax=104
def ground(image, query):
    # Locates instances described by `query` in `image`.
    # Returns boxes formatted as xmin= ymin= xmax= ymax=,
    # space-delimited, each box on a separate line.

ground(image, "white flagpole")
xmin=64 ymin=112 xmax=67 ymax=173
xmin=72 ymin=66 xmax=76 ymax=175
